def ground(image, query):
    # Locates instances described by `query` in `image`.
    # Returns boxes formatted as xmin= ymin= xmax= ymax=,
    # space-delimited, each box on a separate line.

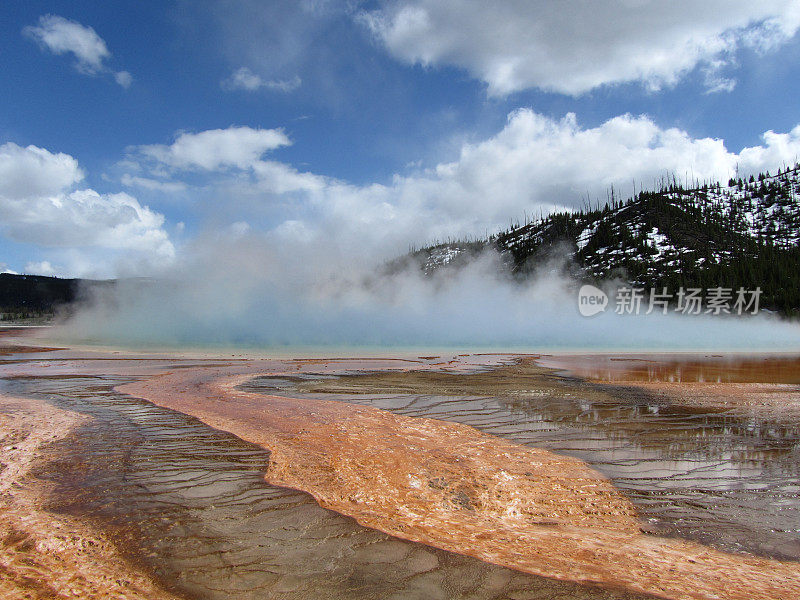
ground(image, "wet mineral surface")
xmin=245 ymin=358 xmax=800 ymax=560
xmin=2 ymin=347 xmax=800 ymax=600
xmin=1 ymin=374 xmax=652 ymax=600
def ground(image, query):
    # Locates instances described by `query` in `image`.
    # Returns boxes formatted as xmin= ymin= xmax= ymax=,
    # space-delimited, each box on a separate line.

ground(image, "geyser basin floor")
xmin=1 ymin=341 xmax=799 ymax=599
xmin=253 ymin=358 xmax=800 ymax=560
xmin=122 ymin=359 xmax=800 ymax=599
xmin=4 ymin=376 xmax=609 ymax=600
xmin=0 ymin=389 xmax=182 ymax=600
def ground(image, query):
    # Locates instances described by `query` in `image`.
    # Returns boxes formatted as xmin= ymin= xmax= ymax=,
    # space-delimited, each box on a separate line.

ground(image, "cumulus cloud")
xmin=257 ymin=111 xmax=800 ymax=254
xmin=26 ymin=113 xmax=800 ymax=277
xmin=222 ymin=67 xmax=301 ymax=92
xmin=0 ymin=143 xmax=84 ymax=199
xmin=1 ymin=189 xmax=172 ymax=254
xmin=129 ymin=126 xmax=327 ymax=194
xmin=0 ymin=142 xmax=173 ymax=277
xmin=23 ymin=14 xmax=132 ymax=88
xmin=736 ymin=125 xmax=800 ymax=171
xmin=361 ymin=0 xmax=800 ymax=95
xmin=135 ymin=127 xmax=292 ymax=171
xmin=118 ymin=114 xmax=800 ymax=259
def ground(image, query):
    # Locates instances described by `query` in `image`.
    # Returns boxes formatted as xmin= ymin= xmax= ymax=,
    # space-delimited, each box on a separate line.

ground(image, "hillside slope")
xmin=408 ymin=164 xmax=800 ymax=313
xmin=0 ymin=274 xmax=113 ymax=321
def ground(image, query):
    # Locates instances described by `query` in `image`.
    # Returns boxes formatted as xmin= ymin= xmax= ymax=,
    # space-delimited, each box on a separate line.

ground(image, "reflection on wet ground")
xmin=2 ymin=375 xmax=651 ymax=600
xmin=241 ymin=364 xmax=800 ymax=561
xmin=537 ymin=353 xmax=800 ymax=383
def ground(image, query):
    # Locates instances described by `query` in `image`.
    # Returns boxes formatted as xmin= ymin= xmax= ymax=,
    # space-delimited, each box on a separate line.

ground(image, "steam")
xmin=52 ymin=234 xmax=800 ymax=352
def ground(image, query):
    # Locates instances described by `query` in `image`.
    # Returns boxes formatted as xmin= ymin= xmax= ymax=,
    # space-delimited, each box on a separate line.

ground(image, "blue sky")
xmin=2 ymin=1 xmax=800 ymax=278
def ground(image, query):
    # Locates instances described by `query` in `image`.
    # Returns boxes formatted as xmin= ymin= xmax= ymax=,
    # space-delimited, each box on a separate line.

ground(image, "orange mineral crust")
xmin=0 ymin=394 xmax=180 ymax=600
xmin=121 ymin=368 xmax=800 ymax=600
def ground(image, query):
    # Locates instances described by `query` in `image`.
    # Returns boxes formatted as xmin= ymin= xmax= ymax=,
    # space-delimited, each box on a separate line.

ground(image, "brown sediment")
xmin=0 ymin=328 xmax=43 ymax=339
xmin=120 ymin=365 xmax=800 ymax=600
xmin=282 ymin=357 xmax=589 ymax=397
xmin=0 ymin=345 xmax=63 ymax=356
xmin=0 ymin=394 xmax=180 ymax=600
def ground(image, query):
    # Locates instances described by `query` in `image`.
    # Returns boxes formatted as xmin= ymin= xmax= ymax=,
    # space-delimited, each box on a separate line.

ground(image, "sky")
xmin=2 ymin=0 xmax=800 ymax=279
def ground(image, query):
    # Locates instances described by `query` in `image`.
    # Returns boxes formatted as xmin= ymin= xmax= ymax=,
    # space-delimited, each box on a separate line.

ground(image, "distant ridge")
xmin=0 ymin=273 xmax=113 ymax=321
xmin=400 ymin=163 xmax=800 ymax=314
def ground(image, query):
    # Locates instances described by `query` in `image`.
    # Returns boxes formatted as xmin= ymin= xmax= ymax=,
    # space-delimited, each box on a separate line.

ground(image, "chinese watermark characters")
xmin=578 ymin=285 xmax=761 ymax=317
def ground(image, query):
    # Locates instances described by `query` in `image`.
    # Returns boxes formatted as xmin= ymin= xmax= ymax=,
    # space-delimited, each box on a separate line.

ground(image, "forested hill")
xmin=402 ymin=163 xmax=800 ymax=314
xmin=0 ymin=273 xmax=113 ymax=321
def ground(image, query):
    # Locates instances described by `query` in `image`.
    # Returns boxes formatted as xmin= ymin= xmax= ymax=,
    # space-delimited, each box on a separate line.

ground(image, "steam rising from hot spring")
xmin=53 ymin=238 xmax=800 ymax=351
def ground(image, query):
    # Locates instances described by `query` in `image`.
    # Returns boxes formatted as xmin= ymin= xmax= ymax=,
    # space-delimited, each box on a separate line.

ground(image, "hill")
xmin=403 ymin=163 xmax=800 ymax=314
xmin=0 ymin=273 xmax=113 ymax=322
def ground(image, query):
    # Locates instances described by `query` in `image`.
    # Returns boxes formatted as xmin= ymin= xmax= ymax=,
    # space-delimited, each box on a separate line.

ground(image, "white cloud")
xmin=0 ymin=143 xmax=84 ymax=199
xmin=0 ymin=143 xmax=173 ymax=277
xmin=23 ymin=14 xmax=132 ymax=88
xmin=361 ymin=1 xmax=800 ymax=95
xmin=117 ymin=115 xmax=800 ymax=260
xmin=114 ymin=70 xmax=133 ymax=88
xmin=23 ymin=14 xmax=109 ymax=73
xmin=1 ymin=189 xmax=173 ymax=255
xmin=737 ymin=126 xmax=800 ymax=171
xmin=228 ymin=111 xmax=800 ymax=255
xmin=129 ymin=126 xmax=326 ymax=194
xmin=136 ymin=127 xmax=292 ymax=171
xmin=249 ymin=160 xmax=326 ymax=194
xmin=222 ymin=67 xmax=301 ymax=92
xmin=21 ymin=115 xmax=800 ymax=277
xmin=707 ymin=78 xmax=737 ymax=94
